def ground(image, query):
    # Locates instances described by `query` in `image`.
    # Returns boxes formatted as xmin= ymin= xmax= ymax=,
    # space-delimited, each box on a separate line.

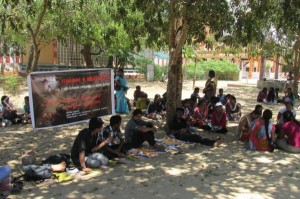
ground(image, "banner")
xmin=27 ymin=68 xmax=115 ymax=129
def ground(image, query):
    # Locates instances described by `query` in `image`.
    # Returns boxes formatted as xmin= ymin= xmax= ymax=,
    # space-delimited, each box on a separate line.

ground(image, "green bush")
xmin=186 ymin=59 xmax=240 ymax=80
xmin=0 ymin=75 xmax=26 ymax=96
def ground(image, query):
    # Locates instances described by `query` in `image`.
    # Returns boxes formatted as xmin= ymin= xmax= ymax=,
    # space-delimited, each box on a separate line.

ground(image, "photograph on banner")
xmin=28 ymin=68 xmax=114 ymax=129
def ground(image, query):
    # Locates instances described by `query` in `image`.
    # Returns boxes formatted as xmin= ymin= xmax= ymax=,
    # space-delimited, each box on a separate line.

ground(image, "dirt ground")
xmin=1 ymin=79 xmax=300 ymax=199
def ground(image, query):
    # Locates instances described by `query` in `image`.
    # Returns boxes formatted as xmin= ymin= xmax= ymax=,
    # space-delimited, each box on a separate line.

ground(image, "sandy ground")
xmin=1 ymin=79 xmax=300 ymax=199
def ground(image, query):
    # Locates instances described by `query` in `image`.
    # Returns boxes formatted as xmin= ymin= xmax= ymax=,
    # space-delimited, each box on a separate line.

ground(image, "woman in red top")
xmin=211 ymin=102 xmax=228 ymax=134
xmin=192 ymin=99 xmax=211 ymax=131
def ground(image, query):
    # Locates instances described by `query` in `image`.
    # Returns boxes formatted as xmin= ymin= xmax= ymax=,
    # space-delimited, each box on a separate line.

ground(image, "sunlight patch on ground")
xmin=234 ymin=192 xmax=270 ymax=199
xmin=163 ymin=167 xmax=190 ymax=176
xmin=254 ymin=156 xmax=273 ymax=163
xmin=132 ymin=165 xmax=155 ymax=172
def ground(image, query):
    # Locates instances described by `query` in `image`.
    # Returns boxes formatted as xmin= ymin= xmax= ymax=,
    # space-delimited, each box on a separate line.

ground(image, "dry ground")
xmin=1 ymin=79 xmax=300 ymax=199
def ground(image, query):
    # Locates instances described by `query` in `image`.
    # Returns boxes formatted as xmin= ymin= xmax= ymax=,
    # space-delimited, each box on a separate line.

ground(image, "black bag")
xmin=42 ymin=153 xmax=71 ymax=167
xmin=24 ymin=165 xmax=53 ymax=181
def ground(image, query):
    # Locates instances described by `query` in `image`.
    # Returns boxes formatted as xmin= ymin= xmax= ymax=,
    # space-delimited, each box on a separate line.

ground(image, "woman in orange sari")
xmin=249 ymin=109 xmax=276 ymax=151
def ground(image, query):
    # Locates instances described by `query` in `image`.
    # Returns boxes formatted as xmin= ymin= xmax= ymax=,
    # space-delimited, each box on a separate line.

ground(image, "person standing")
xmin=203 ymin=70 xmax=217 ymax=101
xmin=115 ymin=68 xmax=129 ymax=114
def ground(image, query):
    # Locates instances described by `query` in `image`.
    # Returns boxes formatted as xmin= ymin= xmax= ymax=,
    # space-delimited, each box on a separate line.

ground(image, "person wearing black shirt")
xmin=168 ymin=108 xmax=223 ymax=147
xmin=71 ymin=117 xmax=110 ymax=172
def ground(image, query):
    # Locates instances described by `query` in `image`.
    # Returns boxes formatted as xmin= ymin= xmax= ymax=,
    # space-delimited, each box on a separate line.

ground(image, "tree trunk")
xmin=259 ymin=56 xmax=266 ymax=80
xmin=292 ymin=33 xmax=300 ymax=95
xmin=165 ymin=2 xmax=189 ymax=130
xmin=31 ymin=46 xmax=40 ymax=72
xmin=81 ymin=44 xmax=94 ymax=68
xmin=275 ymin=53 xmax=280 ymax=79
xmin=26 ymin=45 xmax=34 ymax=74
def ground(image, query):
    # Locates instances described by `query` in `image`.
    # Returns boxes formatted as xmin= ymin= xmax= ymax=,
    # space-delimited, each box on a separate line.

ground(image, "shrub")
xmin=0 ymin=75 xmax=26 ymax=96
xmin=186 ymin=59 xmax=240 ymax=80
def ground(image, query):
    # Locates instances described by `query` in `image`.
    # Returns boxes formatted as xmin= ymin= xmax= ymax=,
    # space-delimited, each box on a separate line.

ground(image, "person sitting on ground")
xmin=146 ymin=94 xmax=165 ymax=120
xmin=211 ymin=102 xmax=228 ymax=134
xmin=207 ymin=96 xmax=220 ymax=120
xmin=125 ymin=109 xmax=165 ymax=150
xmin=236 ymin=105 xmax=263 ymax=142
xmin=167 ymin=107 xmax=223 ymax=147
xmin=22 ymin=96 xmax=31 ymax=124
xmin=266 ymin=87 xmax=276 ymax=104
xmin=71 ymin=117 xmax=109 ymax=172
xmin=191 ymin=87 xmax=201 ymax=103
xmin=0 ymin=95 xmax=20 ymax=124
xmin=275 ymin=99 xmax=296 ymax=134
xmin=225 ymin=95 xmax=242 ymax=121
xmin=97 ymin=115 xmax=128 ymax=160
xmin=188 ymin=96 xmax=198 ymax=116
xmin=192 ymin=99 xmax=212 ymax=131
xmin=257 ymin=87 xmax=268 ymax=102
xmin=276 ymin=110 xmax=300 ymax=153
xmin=181 ymin=99 xmax=191 ymax=120
xmin=217 ymin=88 xmax=226 ymax=105
xmin=133 ymin=85 xmax=149 ymax=107
xmin=249 ymin=109 xmax=275 ymax=151
xmin=283 ymin=87 xmax=296 ymax=104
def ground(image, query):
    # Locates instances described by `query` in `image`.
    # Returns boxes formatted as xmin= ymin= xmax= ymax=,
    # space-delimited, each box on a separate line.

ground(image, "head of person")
xmin=229 ymin=95 xmax=236 ymax=104
xmin=118 ymin=68 xmax=124 ymax=76
xmin=1 ymin=95 xmax=9 ymax=106
xmin=208 ymin=70 xmax=215 ymax=78
xmin=197 ymin=99 xmax=207 ymax=108
xmin=132 ymin=109 xmax=143 ymax=120
xmin=219 ymin=88 xmax=223 ymax=95
xmin=110 ymin=115 xmax=122 ymax=128
xmin=24 ymin=96 xmax=29 ymax=105
xmin=284 ymin=99 xmax=293 ymax=110
xmin=287 ymin=87 xmax=293 ymax=94
xmin=262 ymin=87 xmax=267 ymax=93
xmin=176 ymin=107 xmax=184 ymax=118
xmin=194 ymin=87 xmax=200 ymax=94
xmin=136 ymin=85 xmax=141 ymax=91
xmin=269 ymin=87 xmax=274 ymax=92
xmin=181 ymin=99 xmax=190 ymax=108
xmin=262 ymin=109 xmax=272 ymax=122
xmin=89 ymin=117 xmax=104 ymax=133
xmin=215 ymin=102 xmax=223 ymax=113
xmin=154 ymin=94 xmax=161 ymax=102
xmin=254 ymin=104 xmax=263 ymax=117
xmin=283 ymin=110 xmax=295 ymax=123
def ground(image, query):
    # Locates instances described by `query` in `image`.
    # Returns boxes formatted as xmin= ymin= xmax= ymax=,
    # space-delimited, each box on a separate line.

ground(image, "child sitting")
xmin=217 ymin=88 xmax=226 ymax=105
xmin=257 ymin=87 xmax=267 ymax=102
xmin=211 ymin=102 xmax=227 ymax=134
xmin=22 ymin=96 xmax=31 ymax=124
xmin=146 ymin=94 xmax=165 ymax=120
xmin=226 ymin=95 xmax=242 ymax=121
xmin=192 ymin=99 xmax=211 ymax=131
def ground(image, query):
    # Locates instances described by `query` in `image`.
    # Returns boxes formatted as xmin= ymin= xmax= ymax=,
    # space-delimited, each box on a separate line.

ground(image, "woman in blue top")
xmin=115 ymin=68 xmax=129 ymax=114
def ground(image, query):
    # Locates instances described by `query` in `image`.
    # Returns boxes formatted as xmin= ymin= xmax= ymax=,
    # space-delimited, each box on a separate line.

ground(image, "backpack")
xmin=23 ymin=165 xmax=53 ymax=181
xmin=42 ymin=153 xmax=71 ymax=167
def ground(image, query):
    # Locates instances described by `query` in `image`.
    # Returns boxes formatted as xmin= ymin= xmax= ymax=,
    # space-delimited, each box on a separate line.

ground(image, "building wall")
xmin=22 ymin=42 xmax=54 ymax=65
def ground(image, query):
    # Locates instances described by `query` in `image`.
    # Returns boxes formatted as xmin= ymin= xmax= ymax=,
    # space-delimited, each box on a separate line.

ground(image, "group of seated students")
xmin=237 ymin=99 xmax=300 ymax=153
xmin=71 ymin=110 xmax=167 ymax=171
xmin=0 ymin=95 xmax=31 ymax=126
xmin=257 ymin=87 xmax=296 ymax=104
xmin=132 ymin=85 xmax=167 ymax=120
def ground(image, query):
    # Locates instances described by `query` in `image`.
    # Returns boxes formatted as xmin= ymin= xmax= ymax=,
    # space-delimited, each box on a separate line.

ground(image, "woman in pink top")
xmin=192 ymin=99 xmax=212 ymax=131
xmin=277 ymin=110 xmax=300 ymax=153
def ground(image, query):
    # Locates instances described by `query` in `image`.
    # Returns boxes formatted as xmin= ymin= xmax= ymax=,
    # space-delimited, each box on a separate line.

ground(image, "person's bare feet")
xmin=51 ymin=161 xmax=66 ymax=172
xmin=213 ymin=137 xmax=224 ymax=147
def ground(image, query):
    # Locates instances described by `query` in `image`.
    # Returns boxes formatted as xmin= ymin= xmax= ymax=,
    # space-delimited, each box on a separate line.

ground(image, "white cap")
xmin=215 ymin=102 xmax=223 ymax=107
